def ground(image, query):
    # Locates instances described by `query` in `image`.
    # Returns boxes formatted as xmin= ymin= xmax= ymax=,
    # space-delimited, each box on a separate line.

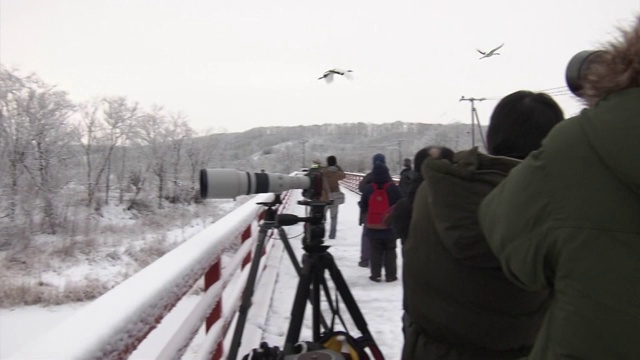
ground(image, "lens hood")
xmin=565 ymin=50 xmax=604 ymax=96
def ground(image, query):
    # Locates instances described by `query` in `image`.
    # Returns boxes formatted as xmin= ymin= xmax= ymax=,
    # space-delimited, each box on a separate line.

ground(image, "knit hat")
xmin=372 ymin=153 xmax=386 ymax=166
xmin=372 ymin=162 xmax=392 ymax=183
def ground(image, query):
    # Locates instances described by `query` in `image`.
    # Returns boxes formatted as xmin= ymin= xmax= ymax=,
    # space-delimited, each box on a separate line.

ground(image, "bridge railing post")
xmin=204 ymin=260 xmax=223 ymax=359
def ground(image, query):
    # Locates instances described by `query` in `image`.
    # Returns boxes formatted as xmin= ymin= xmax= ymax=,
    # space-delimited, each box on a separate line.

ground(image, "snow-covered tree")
xmin=14 ymin=71 xmax=78 ymax=233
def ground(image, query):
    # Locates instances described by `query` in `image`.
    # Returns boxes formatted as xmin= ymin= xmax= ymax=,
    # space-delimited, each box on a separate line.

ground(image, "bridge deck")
xmin=259 ymin=189 xmax=404 ymax=359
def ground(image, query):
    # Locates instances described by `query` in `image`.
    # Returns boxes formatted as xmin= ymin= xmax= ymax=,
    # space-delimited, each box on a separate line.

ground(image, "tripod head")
xmin=256 ymin=194 xmax=284 ymax=225
xmin=276 ymin=199 xmax=331 ymax=253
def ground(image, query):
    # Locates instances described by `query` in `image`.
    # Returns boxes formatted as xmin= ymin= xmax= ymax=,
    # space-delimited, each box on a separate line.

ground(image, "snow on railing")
xmin=342 ymin=172 xmax=364 ymax=194
xmin=9 ymin=170 xmax=377 ymax=360
xmin=9 ymin=191 xmax=295 ymax=360
xmin=343 ymin=172 xmax=399 ymax=195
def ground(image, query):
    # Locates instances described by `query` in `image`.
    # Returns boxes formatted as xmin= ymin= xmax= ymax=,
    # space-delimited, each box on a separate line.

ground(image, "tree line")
xmin=0 ymin=65 xmax=476 ymax=238
xmin=0 ymin=66 xmax=216 ymax=236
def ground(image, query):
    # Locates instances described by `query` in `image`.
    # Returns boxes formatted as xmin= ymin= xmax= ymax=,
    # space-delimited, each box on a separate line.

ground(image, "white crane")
xmin=318 ymin=68 xmax=353 ymax=83
xmin=477 ymin=43 xmax=504 ymax=59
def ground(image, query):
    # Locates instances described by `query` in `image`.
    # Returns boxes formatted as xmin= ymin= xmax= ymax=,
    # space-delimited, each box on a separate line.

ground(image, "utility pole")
xmin=459 ymin=96 xmax=487 ymax=149
xmin=385 ymin=140 xmax=404 ymax=174
xmin=397 ymin=140 xmax=403 ymax=174
xmin=299 ymin=139 xmax=308 ymax=168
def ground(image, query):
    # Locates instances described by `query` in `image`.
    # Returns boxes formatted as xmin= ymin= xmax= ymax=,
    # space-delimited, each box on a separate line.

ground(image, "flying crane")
xmin=318 ymin=68 xmax=354 ymax=83
xmin=477 ymin=43 xmax=504 ymax=59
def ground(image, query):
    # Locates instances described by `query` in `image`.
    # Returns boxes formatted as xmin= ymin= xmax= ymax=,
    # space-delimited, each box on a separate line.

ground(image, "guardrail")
xmin=341 ymin=172 xmax=365 ymax=194
xmin=343 ymin=172 xmax=400 ymax=195
xmin=10 ymin=171 xmax=379 ymax=360
xmin=9 ymin=191 xmax=295 ymax=360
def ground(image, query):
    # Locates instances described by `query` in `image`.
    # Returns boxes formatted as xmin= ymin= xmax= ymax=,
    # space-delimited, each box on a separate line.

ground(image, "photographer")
xmin=398 ymin=158 xmax=413 ymax=196
xmin=357 ymin=153 xmax=386 ymax=267
xmin=479 ymin=16 xmax=640 ymax=359
xmin=321 ymin=155 xmax=346 ymax=239
xmin=390 ymin=146 xmax=454 ymax=245
xmin=359 ymin=162 xmax=402 ymax=282
xmin=403 ymin=90 xmax=563 ymax=359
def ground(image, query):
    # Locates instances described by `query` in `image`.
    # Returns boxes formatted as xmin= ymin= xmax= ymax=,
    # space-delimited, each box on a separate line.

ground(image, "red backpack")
xmin=366 ymin=182 xmax=391 ymax=229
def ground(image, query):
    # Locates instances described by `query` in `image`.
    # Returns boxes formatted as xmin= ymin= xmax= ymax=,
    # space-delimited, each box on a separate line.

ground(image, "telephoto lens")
xmin=200 ymin=169 xmax=311 ymax=199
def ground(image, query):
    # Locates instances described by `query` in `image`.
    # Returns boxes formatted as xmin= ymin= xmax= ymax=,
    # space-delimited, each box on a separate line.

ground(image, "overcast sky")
xmin=2 ymin=0 xmax=639 ymax=134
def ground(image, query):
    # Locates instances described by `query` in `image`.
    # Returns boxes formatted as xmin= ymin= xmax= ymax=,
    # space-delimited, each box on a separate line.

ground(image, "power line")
xmin=537 ymin=85 xmax=569 ymax=92
xmin=434 ymin=101 xmax=463 ymax=122
xmin=546 ymin=90 xmax=574 ymax=96
xmin=479 ymin=86 xmax=572 ymax=102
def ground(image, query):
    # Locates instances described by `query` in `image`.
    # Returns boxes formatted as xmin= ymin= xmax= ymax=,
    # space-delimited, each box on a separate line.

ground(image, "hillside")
xmin=0 ymin=120 xmax=484 ymax=307
xmin=200 ymin=121 xmax=485 ymax=175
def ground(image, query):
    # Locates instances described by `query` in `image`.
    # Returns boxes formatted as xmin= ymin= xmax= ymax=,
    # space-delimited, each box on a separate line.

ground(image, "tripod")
xmin=282 ymin=201 xmax=384 ymax=359
xmin=227 ymin=195 xmax=331 ymax=360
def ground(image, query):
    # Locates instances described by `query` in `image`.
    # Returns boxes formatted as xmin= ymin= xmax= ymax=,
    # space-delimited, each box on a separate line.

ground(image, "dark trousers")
xmin=367 ymin=229 xmax=397 ymax=279
xmin=360 ymin=227 xmax=370 ymax=262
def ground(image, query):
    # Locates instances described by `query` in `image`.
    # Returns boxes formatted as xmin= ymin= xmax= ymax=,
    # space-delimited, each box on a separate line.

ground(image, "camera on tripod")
xmin=198 ymin=167 xmax=384 ymax=359
xmin=200 ymin=167 xmax=329 ymax=248
xmin=200 ymin=167 xmax=325 ymax=202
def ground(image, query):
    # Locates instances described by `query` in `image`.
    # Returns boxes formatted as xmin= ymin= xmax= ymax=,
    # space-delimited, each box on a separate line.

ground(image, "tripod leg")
xmin=319 ymin=276 xmax=341 ymax=330
xmin=321 ymin=252 xmax=385 ymax=358
xmin=227 ymin=225 xmax=270 ymax=360
xmin=278 ymin=227 xmax=330 ymax=332
xmin=283 ymin=253 xmax=315 ymax=355
xmin=277 ymin=226 xmax=301 ymax=275
xmin=308 ymin=262 xmax=350 ymax=341
xmin=312 ymin=261 xmax=323 ymax=341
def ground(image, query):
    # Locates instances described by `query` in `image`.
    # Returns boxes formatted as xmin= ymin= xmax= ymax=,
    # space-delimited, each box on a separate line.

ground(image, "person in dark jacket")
xmin=357 ymin=153 xmax=386 ymax=267
xmin=391 ymin=146 xmax=455 ymax=340
xmin=402 ymin=90 xmax=564 ymax=359
xmin=359 ymin=162 xmax=402 ymax=282
xmin=390 ymin=146 xmax=454 ymax=245
xmin=398 ymin=158 xmax=412 ymax=196
xmin=479 ymin=16 xmax=640 ymax=360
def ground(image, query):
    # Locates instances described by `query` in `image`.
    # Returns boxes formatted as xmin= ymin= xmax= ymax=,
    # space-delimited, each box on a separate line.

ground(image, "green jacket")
xmin=479 ymin=88 xmax=640 ymax=359
xmin=403 ymin=148 xmax=550 ymax=360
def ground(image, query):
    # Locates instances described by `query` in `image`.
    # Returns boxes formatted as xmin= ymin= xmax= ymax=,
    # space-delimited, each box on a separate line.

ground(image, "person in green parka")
xmin=402 ymin=90 xmax=564 ymax=359
xmin=479 ymin=16 xmax=640 ymax=359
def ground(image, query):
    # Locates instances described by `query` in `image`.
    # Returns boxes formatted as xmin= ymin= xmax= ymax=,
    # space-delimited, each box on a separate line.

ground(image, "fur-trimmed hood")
xmin=582 ymin=15 xmax=640 ymax=107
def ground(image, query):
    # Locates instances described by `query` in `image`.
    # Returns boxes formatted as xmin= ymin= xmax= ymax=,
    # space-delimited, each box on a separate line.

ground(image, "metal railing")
xmin=343 ymin=172 xmax=400 ymax=195
xmin=9 ymin=191 xmax=295 ymax=360
xmin=10 ymin=171 xmax=379 ymax=360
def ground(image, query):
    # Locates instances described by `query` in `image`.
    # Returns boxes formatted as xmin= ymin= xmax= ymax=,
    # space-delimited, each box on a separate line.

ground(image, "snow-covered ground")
xmin=260 ymin=189 xmax=404 ymax=358
xmin=1 ymin=189 xmax=404 ymax=359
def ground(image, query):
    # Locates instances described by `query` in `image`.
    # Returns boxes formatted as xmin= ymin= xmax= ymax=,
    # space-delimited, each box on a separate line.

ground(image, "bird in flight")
xmin=318 ymin=68 xmax=353 ymax=83
xmin=477 ymin=43 xmax=504 ymax=59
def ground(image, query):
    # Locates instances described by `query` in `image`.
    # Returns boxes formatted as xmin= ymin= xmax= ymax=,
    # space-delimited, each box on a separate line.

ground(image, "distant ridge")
xmin=197 ymin=121 xmax=485 ymax=174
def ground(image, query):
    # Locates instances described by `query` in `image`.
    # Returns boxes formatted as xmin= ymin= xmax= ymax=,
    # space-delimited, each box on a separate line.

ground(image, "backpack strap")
xmin=372 ymin=182 xmax=391 ymax=191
